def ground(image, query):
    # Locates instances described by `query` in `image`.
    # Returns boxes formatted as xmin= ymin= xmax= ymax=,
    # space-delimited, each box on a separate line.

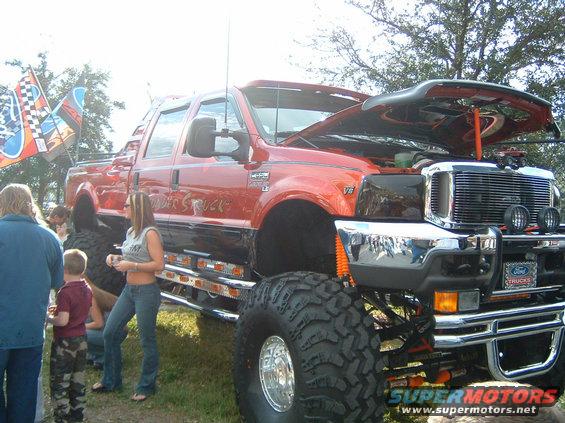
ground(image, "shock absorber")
xmin=335 ymin=234 xmax=355 ymax=285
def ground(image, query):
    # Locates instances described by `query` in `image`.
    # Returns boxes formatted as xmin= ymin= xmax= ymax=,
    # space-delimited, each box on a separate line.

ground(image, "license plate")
xmin=503 ymin=261 xmax=537 ymax=290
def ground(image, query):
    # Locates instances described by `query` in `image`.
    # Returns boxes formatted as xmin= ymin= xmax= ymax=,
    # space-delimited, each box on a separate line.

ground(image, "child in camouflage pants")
xmin=47 ymin=249 xmax=92 ymax=422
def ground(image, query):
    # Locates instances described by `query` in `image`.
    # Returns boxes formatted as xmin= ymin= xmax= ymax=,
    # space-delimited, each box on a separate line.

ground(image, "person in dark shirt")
xmin=47 ymin=249 xmax=92 ymax=423
xmin=0 ymin=183 xmax=64 ymax=423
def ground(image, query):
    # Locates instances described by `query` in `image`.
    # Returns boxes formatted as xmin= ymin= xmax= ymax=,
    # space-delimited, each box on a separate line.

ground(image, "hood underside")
xmin=284 ymin=80 xmax=559 ymax=153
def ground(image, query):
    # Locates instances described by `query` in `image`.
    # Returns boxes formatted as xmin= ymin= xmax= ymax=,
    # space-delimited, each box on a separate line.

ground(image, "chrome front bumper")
xmin=334 ymin=220 xmax=565 ymax=293
xmin=335 ymin=221 xmax=499 ymax=265
xmin=433 ymin=301 xmax=565 ymax=380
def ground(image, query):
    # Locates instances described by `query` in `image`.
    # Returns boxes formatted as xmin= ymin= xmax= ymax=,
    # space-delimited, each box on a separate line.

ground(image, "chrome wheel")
xmin=259 ymin=335 xmax=295 ymax=412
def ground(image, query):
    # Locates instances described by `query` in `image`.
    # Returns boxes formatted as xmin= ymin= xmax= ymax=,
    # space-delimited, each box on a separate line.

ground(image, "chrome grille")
xmin=452 ymin=172 xmax=551 ymax=224
xmin=430 ymin=173 xmax=440 ymax=214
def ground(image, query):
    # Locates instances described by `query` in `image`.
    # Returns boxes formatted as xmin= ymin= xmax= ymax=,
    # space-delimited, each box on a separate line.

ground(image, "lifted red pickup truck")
xmin=65 ymin=80 xmax=565 ymax=422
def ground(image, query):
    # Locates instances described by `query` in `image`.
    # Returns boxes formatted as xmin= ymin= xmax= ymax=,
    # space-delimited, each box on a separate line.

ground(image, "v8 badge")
xmin=343 ymin=186 xmax=355 ymax=195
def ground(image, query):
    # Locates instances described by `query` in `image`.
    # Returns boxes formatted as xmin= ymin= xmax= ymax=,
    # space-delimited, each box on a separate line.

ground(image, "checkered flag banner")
xmin=0 ymin=69 xmax=52 ymax=169
xmin=18 ymin=71 xmax=48 ymax=152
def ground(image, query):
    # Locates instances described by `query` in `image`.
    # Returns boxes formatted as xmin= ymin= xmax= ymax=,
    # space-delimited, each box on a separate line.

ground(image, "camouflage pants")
xmin=50 ymin=335 xmax=87 ymax=422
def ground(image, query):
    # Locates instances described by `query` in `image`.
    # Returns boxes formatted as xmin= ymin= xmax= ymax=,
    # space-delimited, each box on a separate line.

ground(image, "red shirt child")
xmin=47 ymin=249 xmax=92 ymax=423
xmin=53 ymin=279 xmax=92 ymax=339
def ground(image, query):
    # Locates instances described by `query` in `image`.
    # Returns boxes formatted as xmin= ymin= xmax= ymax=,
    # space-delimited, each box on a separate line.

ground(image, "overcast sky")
xmin=0 ymin=0 xmax=360 ymax=149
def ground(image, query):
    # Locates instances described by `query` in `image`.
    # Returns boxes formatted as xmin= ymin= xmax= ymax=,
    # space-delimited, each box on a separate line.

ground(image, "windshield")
xmin=243 ymin=86 xmax=359 ymax=143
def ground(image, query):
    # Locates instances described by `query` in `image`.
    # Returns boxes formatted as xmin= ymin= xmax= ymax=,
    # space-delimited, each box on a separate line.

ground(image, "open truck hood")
xmin=283 ymin=79 xmax=560 ymax=152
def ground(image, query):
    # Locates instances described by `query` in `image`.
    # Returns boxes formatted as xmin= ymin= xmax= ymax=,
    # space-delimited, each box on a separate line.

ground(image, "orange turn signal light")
xmin=434 ymin=291 xmax=459 ymax=313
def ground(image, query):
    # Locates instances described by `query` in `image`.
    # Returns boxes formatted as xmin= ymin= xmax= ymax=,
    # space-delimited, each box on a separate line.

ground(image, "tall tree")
xmin=0 ymin=53 xmax=124 ymax=206
xmin=303 ymin=0 xmax=565 ymax=190
xmin=305 ymin=0 xmax=564 ymax=111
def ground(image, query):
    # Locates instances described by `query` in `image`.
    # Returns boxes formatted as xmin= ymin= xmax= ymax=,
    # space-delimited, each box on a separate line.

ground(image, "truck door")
xmin=131 ymin=101 xmax=191 ymax=244
xmin=168 ymin=95 xmax=251 ymax=265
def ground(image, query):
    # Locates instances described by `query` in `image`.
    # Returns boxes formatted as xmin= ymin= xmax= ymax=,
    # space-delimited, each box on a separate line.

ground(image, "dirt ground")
xmin=84 ymin=406 xmax=193 ymax=423
xmin=41 ymin=391 xmax=202 ymax=423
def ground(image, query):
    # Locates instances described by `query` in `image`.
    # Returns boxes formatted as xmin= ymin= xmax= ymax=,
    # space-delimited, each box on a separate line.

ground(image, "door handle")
xmin=133 ymin=172 xmax=140 ymax=191
xmin=171 ymin=169 xmax=180 ymax=191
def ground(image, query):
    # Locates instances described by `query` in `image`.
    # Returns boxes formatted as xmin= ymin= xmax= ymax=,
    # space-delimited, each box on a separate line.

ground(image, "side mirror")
xmin=187 ymin=117 xmax=217 ymax=158
xmin=111 ymin=154 xmax=135 ymax=167
xmin=188 ymin=117 xmax=250 ymax=162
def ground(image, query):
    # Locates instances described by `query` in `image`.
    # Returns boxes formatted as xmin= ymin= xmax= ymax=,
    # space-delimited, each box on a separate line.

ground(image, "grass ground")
xmin=39 ymin=305 xmax=564 ymax=422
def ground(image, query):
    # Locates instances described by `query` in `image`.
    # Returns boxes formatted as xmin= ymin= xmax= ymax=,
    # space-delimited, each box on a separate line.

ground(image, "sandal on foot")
xmin=92 ymin=382 xmax=111 ymax=393
xmin=131 ymin=393 xmax=147 ymax=402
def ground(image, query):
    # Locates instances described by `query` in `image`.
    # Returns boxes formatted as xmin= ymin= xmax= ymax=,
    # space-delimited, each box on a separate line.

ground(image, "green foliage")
xmin=0 ymin=52 xmax=124 ymax=205
xmin=306 ymin=0 xmax=564 ymax=108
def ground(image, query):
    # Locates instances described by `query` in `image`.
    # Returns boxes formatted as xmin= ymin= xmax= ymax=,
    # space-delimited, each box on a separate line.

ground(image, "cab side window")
xmin=144 ymin=108 xmax=187 ymax=159
xmin=188 ymin=99 xmax=243 ymax=156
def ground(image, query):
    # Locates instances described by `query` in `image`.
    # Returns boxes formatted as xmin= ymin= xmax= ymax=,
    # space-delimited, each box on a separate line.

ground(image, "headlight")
xmin=504 ymin=205 xmax=529 ymax=233
xmin=356 ymin=175 xmax=425 ymax=220
xmin=537 ymin=206 xmax=560 ymax=234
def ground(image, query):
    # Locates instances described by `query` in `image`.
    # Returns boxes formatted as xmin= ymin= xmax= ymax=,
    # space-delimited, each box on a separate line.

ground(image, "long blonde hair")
xmin=129 ymin=192 xmax=155 ymax=237
xmin=0 ymin=183 xmax=46 ymax=224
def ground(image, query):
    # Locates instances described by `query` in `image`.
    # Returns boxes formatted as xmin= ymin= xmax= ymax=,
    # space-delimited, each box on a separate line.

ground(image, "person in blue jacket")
xmin=0 ymin=184 xmax=64 ymax=423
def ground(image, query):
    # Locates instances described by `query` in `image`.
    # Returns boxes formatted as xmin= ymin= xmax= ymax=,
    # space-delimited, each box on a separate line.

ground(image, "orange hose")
xmin=473 ymin=108 xmax=482 ymax=160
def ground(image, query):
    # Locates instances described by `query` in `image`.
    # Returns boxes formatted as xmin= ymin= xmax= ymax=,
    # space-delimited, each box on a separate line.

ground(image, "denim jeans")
xmin=87 ymin=327 xmax=126 ymax=366
xmin=86 ymin=329 xmax=104 ymax=365
xmin=101 ymin=283 xmax=161 ymax=395
xmin=0 ymin=345 xmax=43 ymax=423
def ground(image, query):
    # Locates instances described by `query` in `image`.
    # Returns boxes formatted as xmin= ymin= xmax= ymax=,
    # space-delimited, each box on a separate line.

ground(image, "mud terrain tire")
xmin=233 ymin=272 xmax=385 ymax=422
xmin=63 ymin=230 xmax=125 ymax=295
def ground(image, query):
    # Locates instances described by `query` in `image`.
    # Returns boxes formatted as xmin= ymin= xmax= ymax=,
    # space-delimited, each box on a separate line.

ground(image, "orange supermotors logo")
xmin=387 ymin=386 xmax=559 ymax=416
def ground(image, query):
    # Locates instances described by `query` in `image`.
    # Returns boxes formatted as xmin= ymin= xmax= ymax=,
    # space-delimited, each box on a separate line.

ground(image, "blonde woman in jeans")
xmin=92 ymin=192 xmax=164 ymax=401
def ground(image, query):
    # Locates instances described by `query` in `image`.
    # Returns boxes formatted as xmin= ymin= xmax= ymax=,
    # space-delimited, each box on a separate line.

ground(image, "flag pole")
xmin=75 ymin=72 xmax=85 ymax=164
xmin=29 ymin=67 xmax=76 ymax=166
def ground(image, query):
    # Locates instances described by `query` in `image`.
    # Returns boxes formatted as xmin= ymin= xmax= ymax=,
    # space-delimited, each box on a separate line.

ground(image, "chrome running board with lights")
xmin=157 ymin=254 xmax=256 ymax=322
xmin=157 ymin=263 xmax=256 ymax=300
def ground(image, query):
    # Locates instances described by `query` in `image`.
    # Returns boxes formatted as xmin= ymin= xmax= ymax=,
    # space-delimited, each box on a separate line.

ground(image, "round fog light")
xmin=504 ymin=205 xmax=529 ymax=233
xmin=537 ymin=206 xmax=560 ymax=234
